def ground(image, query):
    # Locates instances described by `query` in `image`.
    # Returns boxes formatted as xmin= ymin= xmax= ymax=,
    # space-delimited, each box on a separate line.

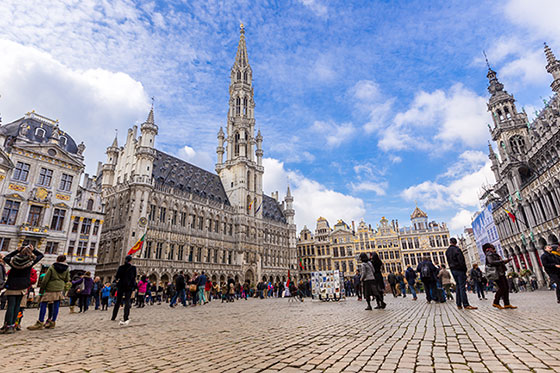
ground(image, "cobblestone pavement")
xmin=1 ymin=291 xmax=560 ymax=372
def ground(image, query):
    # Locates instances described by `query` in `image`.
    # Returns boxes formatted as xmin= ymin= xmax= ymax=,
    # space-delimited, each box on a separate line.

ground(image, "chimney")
xmin=352 ymin=220 xmax=355 ymax=232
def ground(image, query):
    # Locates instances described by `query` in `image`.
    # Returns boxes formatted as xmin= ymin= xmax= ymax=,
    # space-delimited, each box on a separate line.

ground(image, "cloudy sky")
xmin=0 ymin=0 xmax=558 ymax=236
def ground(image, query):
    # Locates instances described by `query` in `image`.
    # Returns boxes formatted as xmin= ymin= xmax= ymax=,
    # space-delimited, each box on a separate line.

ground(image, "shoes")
xmin=413 ymin=297 xmax=417 ymax=301
xmin=373 ymin=305 xmax=381 ymax=309
xmin=504 ymin=305 xmax=517 ymax=309
xmin=365 ymin=306 xmax=372 ymax=310
xmin=427 ymin=300 xmax=431 ymax=304
xmin=457 ymin=306 xmax=463 ymax=310
xmin=119 ymin=320 xmax=130 ymax=326
xmin=464 ymin=306 xmax=478 ymax=310
xmin=45 ymin=320 xmax=56 ymax=329
xmin=482 ymin=297 xmax=487 ymax=300
xmin=381 ymin=302 xmax=387 ymax=309
xmin=27 ymin=321 xmax=44 ymax=330
xmin=492 ymin=303 xmax=504 ymax=309
xmin=5 ymin=326 xmax=15 ymax=334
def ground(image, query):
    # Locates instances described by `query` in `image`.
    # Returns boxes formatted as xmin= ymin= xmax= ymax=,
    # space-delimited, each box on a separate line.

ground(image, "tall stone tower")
xmin=545 ymin=43 xmax=560 ymax=94
xmin=216 ymin=24 xmax=263 ymax=216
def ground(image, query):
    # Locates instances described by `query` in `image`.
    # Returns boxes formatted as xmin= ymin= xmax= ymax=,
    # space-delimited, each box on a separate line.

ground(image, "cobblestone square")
xmin=2 ymin=291 xmax=560 ymax=372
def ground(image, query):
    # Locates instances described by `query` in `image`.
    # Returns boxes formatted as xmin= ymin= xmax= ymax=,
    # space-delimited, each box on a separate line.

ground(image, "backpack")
xmin=420 ymin=262 xmax=431 ymax=279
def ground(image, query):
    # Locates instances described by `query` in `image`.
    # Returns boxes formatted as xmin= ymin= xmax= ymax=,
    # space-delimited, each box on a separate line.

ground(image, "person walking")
xmin=28 ymin=255 xmax=70 ymax=330
xmin=197 ymin=271 xmax=207 ymax=305
xmin=92 ymin=276 xmax=102 ymax=310
xmin=1 ymin=245 xmax=44 ymax=334
xmin=111 ymin=255 xmax=137 ymax=325
xmin=417 ymin=256 xmax=438 ymax=303
xmin=446 ymin=238 xmax=477 ymax=310
xmin=369 ymin=252 xmax=386 ymax=307
xmin=470 ymin=264 xmax=486 ymax=300
xmin=204 ymin=278 xmax=212 ymax=303
xmin=170 ymin=272 xmax=187 ymax=307
xmin=0 ymin=254 xmax=6 ymax=291
xmin=101 ymin=283 xmax=111 ymax=311
xmin=438 ymin=264 xmax=454 ymax=301
xmin=73 ymin=271 xmax=94 ymax=313
xmin=541 ymin=244 xmax=560 ymax=303
xmin=353 ymin=270 xmax=362 ymax=300
xmin=360 ymin=253 xmax=382 ymax=310
xmin=136 ymin=275 xmax=148 ymax=308
xmin=405 ymin=266 xmax=418 ymax=300
xmin=483 ymin=243 xmax=517 ymax=309
xmin=396 ymin=272 xmax=406 ymax=297
xmin=387 ymin=272 xmax=398 ymax=297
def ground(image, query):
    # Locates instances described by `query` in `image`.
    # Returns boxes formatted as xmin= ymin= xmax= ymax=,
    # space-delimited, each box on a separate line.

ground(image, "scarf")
xmin=10 ymin=252 xmax=35 ymax=269
xmin=551 ymin=250 xmax=560 ymax=258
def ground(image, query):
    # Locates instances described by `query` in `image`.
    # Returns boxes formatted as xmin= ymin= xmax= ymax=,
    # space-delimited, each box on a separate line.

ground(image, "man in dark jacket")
xmin=541 ymin=244 xmax=560 ymax=303
xmin=353 ymin=271 xmax=362 ymax=300
xmin=470 ymin=264 xmax=486 ymax=300
xmin=446 ymin=238 xmax=477 ymax=310
xmin=111 ymin=255 xmax=137 ymax=325
xmin=405 ymin=266 xmax=418 ymax=300
xmin=417 ymin=257 xmax=438 ymax=303
xmin=387 ymin=272 xmax=398 ymax=297
xmin=170 ymin=272 xmax=186 ymax=307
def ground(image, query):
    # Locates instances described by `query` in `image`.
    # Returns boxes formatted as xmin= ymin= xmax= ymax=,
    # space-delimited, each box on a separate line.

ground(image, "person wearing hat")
xmin=0 ymin=245 xmax=44 ymax=334
xmin=541 ymin=244 xmax=560 ymax=303
xmin=111 ymin=255 xmax=137 ymax=326
xmin=483 ymin=243 xmax=517 ymax=309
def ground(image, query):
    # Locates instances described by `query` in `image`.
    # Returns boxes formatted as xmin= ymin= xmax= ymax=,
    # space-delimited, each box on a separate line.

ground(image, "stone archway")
xmin=161 ymin=274 xmax=170 ymax=285
xmin=148 ymin=273 xmax=158 ymax=284
xmin=245 ymin=269 xmax=254 ymax=285
xmin=548 ymin=234 xmax=559 ymax=245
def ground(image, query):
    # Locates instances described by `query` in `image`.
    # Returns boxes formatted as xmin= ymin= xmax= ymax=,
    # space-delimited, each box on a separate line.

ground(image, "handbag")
xmin=189 ymin=284 xmax=197 ymax=292
xmin=76 ymin=281 xmax=85 ymax=294
xmin=485 ymin=265 xmax=499 ymax=281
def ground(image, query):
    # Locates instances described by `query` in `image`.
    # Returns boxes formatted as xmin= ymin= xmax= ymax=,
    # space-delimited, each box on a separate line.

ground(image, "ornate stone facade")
xmin=483 ymin=43 xmax=560 ymax=285
xmin=0 ymin=112 xmax=103 ymax=274
xmin=96 ymin=26 xmax=297 ymax=286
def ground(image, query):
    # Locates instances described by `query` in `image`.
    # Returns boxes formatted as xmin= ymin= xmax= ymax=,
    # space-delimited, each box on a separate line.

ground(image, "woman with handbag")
xmin=483 ymin=243 xmax=517 ymax=309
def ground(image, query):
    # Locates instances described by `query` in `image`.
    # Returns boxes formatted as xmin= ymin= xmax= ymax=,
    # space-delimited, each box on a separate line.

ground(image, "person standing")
xmin=387 ymin=272 xmax=398 ymax=297
xmin=101 ymin=283 xmax=111 ymax=311
xmin=396 ymin=272 xmax=406 ymax=297
xmin=470 ymin=264 xmax=486 ymax=300
xmin=170 ymin=272 xmax=186 ymax=307
xmin=73 ymin=271 xmax=94 ymax=313
xmin=197 ymin=271 xmax=207 ymax=305
xmin=483 ymin=243 xmax=516 ymax=309
xmin=204 ymin=278 xmax=212 ymax=303
xmin=353 ymin=270 xmax=362 ymax=300
xmin=0 ymin=254 xmax=6 ymax=291
xmin=1 ymin=245 xmax=44 ymax=334
xmin=540 ymin=244 xmax=560 ymax=304
xmin=438 ymin=264 xmax=453 ymax=301
xmin=417 ymin=256 xmax=438 ymax=303
xmin=28 ymin=255 xmax=70 ymax=330
xmin=405 ymin=266 xmax=418 ymax=300
xmin=360 ymin=253 xmax=380 ymax=310
xmin=369 ymin=252 xmax=386 ymax=307
xmin=111 ymin=255 xmax=137 ymax=325
xmin=446 ymin=238 xmax=477 ymax=310
xmin=136 ymin=275 xmax=148 ymax=308
xmin=92 ymin=276 xmax=102 ymax=310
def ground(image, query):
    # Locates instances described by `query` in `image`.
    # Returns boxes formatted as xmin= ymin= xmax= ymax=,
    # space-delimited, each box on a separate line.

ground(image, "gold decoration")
xmin=35 ymin=187 xmax=48 ymax=201
xmin=9 ymin=184 xmax=26 ymax=192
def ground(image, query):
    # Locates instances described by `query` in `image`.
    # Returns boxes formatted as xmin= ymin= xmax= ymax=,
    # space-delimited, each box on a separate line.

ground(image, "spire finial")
xmin=111 ymin=129 xmax=118 ymax=147
xmin=240 ymin=22 xmax=244 ymax=34
xmin=544 ymin=42 xmax=557 ymax=65
xmin=483 ymin=50 xmax=491 ymax=69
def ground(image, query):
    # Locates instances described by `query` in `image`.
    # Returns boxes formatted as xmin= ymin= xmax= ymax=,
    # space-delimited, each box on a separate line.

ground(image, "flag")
xmin=127 ymin=233 xmax=146 ymax=255
xmin=255 ymin=201 xmax=263 ymax=214
xmin=504 ymin=208 xmax=516 ymax=223
xmin=286 ymin=270 xmax=291 ymax=287
xmin=299 ymin=258 xmax=304 ymax=270
xmin=248 ymin=198 xmax=254 ymax=210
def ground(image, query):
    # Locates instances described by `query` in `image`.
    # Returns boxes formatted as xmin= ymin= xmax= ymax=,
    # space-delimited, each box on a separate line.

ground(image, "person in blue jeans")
xmin=446 ymin=238 xmax=477 ymax=310
xmin=405 ymin=266 xmax=418 ymax=300
xmin=197 ymin=271 xmax=207 ymax=305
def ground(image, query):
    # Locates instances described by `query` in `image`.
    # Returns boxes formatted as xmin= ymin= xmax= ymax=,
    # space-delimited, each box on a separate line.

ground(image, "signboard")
xmin=311 ymin=270 xmax=345 ymax=301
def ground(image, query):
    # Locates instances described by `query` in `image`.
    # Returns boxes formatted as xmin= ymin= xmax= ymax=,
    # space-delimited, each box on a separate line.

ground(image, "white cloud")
xmin=176 ymin=145 xmax=214 ymax=172
xmin=380 ymin=84 xmax=490 ymax=152
xmin=500 ymin=48 xmax=550 ymax=87
xmin=262 ymin=158 xmax=365 ymax=231
xmin=0 ymin=40 xmax=149 ymax=173
xmin=440 ymin=150 xmax=487 ymax=179
xmin=311 ymin=120 xmax=356 ymax=147
xmin=298 ymin=0 xmax=328 ymax=17
xmin=449 ymin=209 xmax=474 ymax=231
xmin=350 ymin=80 xmax=394 ymax=134
xmin=504 ymin=0 xmax=560 ymax=41
xmin=351 ymin=181 xmax=388 ymax=196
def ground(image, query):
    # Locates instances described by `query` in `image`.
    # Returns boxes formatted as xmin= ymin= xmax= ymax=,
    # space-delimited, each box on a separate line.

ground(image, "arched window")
xmin=234 ymin=132 xmax=240 ymax=156
xmin=243 ymin=97 xmax=248 ymax=116
xmin=497 ymin=109 xmax=504 ymax=121
xmin=237 ymin=71 xmax=241 ymax=80
xmin=87 ymin=198 xmax=94 ymax=210
xmin=243 ymin=71 xmax=248 ymax=82
xmin=247 ymin=170 xmax=251 ymax=190
xmin=60 ymin=136 xmax=67 ymax=145
xmin=504 ymin=106 xmax=512 ymax=119
xmin=35 ymin=128 xmax=46 ymax=138
xmin=509 ymin=135 xmax=526 ymax=154
xmin=235 ymin=97 xmax=241 ymax=115
xmin=244 ymin=131 xmax=248 ymax=157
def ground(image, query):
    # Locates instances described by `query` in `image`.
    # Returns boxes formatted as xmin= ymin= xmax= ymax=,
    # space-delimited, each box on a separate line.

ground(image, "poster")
xmin=311 ymin=270 xmax=345 ymax=301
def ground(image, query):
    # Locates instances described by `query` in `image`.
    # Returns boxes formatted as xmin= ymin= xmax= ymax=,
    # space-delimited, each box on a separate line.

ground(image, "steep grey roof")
xmin=262 ymin=195 xmax=286 ymax=223
xmin=0 ymin=116 xmax=79 ymax=154
xmin=152 ymin=150 xmax=230 ymax=205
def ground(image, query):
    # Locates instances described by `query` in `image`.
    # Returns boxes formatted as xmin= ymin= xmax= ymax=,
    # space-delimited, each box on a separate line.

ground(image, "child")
xmin=101 ymin=283 xmax=111 ymax=311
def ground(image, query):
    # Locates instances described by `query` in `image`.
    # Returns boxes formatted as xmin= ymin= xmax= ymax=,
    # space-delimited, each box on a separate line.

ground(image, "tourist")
xmin=204 ymin=277 xmax=212 ymax=303
xmin=353 ymin=270 xmax=362 ymax=300
xmin=369 ymin=252 xmax=386 ymax=307
xmin=470 ymin=264 xmax=486 ymax=300
xmin=438 ymin=264 xmax=453 ymax=301
xmin=540 ymin=244 xmax=560 ymax=303
xmin=396 ymin=272 xmax=406 ymax=297
xmin=91 ymin=276 xmax=102 ymax=310
xmin=28 ymin=255 xmax=70 ymax=330
xmin=1 ymin=245 xmax=44 ymax=334
xmin=136 ymin=275 xmax=148 ymax=308
xmin=483 ymin=243 xmax=516 ymax=309
xmin=405 ymin=266 xmax=418 ymax=300
xmin=101 ymin=283 xmax=111 ymax=311
xmin=73 ymin=271 xmax=94 ymax=313
xmin=417 ymin=256 xmax=438 ymax=303
xmin=111 ymin=255 xmax=137 ymax=326
xmin=197 ymin=271 xmax=207 ymax=305
xmin=446 ymin=238 xmax=477 ymax=310
xmin=360 ymin=253 xmax=380 ymax=310
xmin=387 ymin=272 xmax=398 ymax=297
xmin=170 ymin=272 xmax=187 ymax=307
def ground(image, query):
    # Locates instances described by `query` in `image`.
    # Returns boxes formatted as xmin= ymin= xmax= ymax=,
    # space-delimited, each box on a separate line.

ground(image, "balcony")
xmin=19 ymin=224 xmax=49 ymax=237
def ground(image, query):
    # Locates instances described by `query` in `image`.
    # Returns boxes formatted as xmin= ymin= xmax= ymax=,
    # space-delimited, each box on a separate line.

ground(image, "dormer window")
xmin=60 ymin=136 xmax=67 ymax=146
xmin=35 ymin=128 xmax=46 ymax=138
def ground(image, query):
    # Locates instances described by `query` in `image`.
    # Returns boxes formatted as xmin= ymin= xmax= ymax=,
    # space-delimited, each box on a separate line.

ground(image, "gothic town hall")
xmin=96 ymin=27 xmax=297 ymax=286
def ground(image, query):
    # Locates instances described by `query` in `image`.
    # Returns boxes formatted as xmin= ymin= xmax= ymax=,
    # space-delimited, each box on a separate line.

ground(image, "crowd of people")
xmin=1 ymin=239 xmax=560 ymax=332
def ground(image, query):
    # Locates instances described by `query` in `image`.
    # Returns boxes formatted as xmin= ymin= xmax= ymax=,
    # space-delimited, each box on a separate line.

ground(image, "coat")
xmin=137 ymin=280 xmax=148 ymax=293
xmin=3 ymin=249 xmax=44 ymax=290
xmin=417 ymin=260 xmax=438 ymax=281
xmin=115 ymin=262 xmax=137 ymax=291
xmin=445 ymin=245 xmax=467 ymax=272
xmin=438 ymin=268 xmax=452 ymax=285
xmin=405 ymin=267 xmax=417 ymax=284
xmin=541 ymin=251 xmax=560 ymax=277
xmin=40 ymin=262 xmax=70 ymax=293
xmin=73 ymin=276 xmax=94 ymax=295
xmin=486 ymin=252 xmax=508 ymax=276
xmin=360 ymin=261 xmax=375 ymax=282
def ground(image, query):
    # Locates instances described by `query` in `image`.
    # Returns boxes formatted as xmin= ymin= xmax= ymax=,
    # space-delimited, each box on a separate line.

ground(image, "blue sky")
xmin=0 ymin=0 xmax=559 ymax=235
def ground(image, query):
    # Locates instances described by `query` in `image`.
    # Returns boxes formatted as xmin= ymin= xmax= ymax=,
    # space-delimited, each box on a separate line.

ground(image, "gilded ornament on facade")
xmin=35 ymin=187 xmax=48 ymax=201
xmin=8 ymin=184 xmax=26 ymax=192
xmin=139 ymin=217 xmax=148 ymax=228
xmin=56 ymin=193 xmax=70 ymax=201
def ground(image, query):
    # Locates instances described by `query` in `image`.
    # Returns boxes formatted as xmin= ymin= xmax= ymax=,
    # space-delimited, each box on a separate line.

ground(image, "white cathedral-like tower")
xmin=216 ymin=24 xmax=264 ymax=218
